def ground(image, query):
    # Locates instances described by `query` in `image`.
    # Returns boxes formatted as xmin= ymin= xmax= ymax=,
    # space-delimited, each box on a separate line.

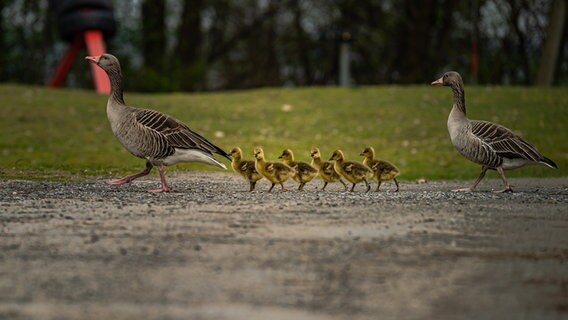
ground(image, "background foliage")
xmin=0 ymin=0 xmax=566 ymax=91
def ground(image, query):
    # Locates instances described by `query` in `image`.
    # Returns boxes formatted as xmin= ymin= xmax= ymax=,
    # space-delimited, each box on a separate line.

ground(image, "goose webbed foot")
xmin=148 ymin=186 xmax=170 ymax=193
xmin=452 ymin=187 xmax=474 ymax=192
xmin=493 ymin=187 xmax=513 ymax=193
xmin=105 ymin=177 xmax=132 ymax=186
xmin=148 ymin=164 xmax=170 ymax=193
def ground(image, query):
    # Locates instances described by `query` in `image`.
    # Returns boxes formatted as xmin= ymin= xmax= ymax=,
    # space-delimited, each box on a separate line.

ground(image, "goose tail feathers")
xmin=540 ymin=157 xmax=558 ymax=169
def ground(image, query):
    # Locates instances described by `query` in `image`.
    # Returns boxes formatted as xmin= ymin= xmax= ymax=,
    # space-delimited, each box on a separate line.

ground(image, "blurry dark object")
xmin=49 ymin=0 xmax=117 ymax=93
xmin=536 ymin=0 xmax=566 ymax=86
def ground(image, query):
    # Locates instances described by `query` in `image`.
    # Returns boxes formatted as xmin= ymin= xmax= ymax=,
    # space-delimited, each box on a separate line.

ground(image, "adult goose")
xmin=432 ymin=71 xmax=557 ymax=192
xmin=86 ymin=53 xmax=230 ymax=193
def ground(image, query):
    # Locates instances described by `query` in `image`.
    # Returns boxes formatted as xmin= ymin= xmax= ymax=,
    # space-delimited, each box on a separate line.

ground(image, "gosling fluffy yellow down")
xmin=329 ymin=149 xmax=373 ymax=192
xmin=278 ymin=149 xmax=318 ymax=191
xmin=360 ymin=146 xmax=400 ymax=192
xmin=310 ymin=147 xmax=347 ymax=191
xmin=230 ymin=147 xmax=263 ymax=192
xmin=254 ymin=147 xmax=295 ymax=192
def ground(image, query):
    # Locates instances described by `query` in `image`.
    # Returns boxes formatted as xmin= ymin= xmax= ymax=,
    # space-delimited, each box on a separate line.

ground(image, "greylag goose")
xmin=329 ymin=149 xmax=373 ymax=192
xmin=85 ymin=53 xmax=230 ymax=193
xmin=360 ymin=146 xmax=400 ymax=192
xmin=432 ymin=71 xmax=557 ymax=192
xmin=230 ymin=147 xmax=263 ymax=192
xmin=310 ymin=147 xmax=347 ymax=191
xmin=253 ymin=147 xmax=295 ymax=192
xmin=278 ymin=148 xmax=318 ymax=191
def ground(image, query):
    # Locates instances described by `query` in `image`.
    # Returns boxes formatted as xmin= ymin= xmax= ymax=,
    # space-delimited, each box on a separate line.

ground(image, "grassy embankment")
xmin=0 ymin=84 xmax=566 ymax=181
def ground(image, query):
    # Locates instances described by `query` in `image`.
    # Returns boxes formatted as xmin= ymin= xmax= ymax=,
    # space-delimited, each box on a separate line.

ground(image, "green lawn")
xmin=0 ymin=84 xmax=566 ymax=181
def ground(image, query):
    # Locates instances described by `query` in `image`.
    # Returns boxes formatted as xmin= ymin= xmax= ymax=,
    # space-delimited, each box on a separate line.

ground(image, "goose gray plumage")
xmin=432 ymin=71 xmax=557 ymax=192
xmin=86 ymin=53 xmax=230 ymax=193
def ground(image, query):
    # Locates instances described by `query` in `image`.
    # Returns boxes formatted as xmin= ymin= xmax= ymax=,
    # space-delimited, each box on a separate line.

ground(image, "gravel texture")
xmin=0 ymin=172 xmax=567 ymax=319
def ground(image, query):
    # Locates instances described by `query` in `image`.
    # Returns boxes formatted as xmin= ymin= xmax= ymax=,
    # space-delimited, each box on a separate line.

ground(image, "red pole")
xmin=84 ymin=30 xmax=110 ymax=94
xmin=48 ymin=35 xmax=83 ymax=87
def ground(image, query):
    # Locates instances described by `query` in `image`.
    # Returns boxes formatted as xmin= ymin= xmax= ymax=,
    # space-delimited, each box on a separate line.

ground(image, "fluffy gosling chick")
xmin=254 ymin=147 xmax=295 ymax=192
xmin=310 ymin=147 xmax=348 ymax=191
xmin=360 ymin=146 xmax=400 ymax=192
xmin=329 ymin=149 xmax=373 ymax=192
xmin=278 ymin=148 xmax=318 ymax=191
xmin=230 ymin=147 xmax=263 ymax=192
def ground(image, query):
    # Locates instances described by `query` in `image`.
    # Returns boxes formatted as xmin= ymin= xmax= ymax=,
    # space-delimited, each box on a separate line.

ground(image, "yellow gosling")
xmin=329 ymin=149 xmax=373 ymax=192
xmin=254 ymin=147 xmax=295 ymax=192
xmin=278 ymin=149 xmax=318 ymax=191
xmin=360 ymin=146 xmax=400 ymax=192
xmin=310 ymin=147 xmax=347 ymax=191
xmin=230 ymin=147 xmax=263 ymax=192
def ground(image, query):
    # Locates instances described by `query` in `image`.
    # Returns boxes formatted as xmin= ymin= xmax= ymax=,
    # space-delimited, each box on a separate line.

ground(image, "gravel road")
xmin=1 ymin=173 xmax=567 ymax=319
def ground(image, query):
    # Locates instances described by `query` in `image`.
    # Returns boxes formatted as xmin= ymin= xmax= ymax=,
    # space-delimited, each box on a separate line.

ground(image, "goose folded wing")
xmin=321 ymin=162 xmax=335 ymax=175
xmin=135 ymin=108 xmax=230 ymax=159
xmin=240 ymin=161 xmax=256 ymax=173
xmin=471 ymin=120 xmax=543 ymax=162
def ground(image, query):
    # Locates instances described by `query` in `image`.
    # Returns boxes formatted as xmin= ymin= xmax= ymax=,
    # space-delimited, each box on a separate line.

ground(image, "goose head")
xmin=329 ymin=149 xmax=345 ymax=161
xmin=253 ymin=147 xmax=265 ymax=161
xmin=278 ymin=149 xmax=294 ymax=161
xmin=431 ymin=71 xmax=463 ymax=88
xmin=360 ymin=146 xmax=375 ymax=158
xmin=229 ymin=147 xmax=243 ymax=160
xmin=85 ymin=53 xmax=121 ymax=73
xmin=310 ymin=147 xmax=321 ymax=159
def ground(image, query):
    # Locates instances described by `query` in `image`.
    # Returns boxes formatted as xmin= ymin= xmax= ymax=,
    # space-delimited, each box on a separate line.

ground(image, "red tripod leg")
xmin=84 ymin=30 xmax=110 ymax=94
xmin=48 ymin=35 xmax=83 ymax=88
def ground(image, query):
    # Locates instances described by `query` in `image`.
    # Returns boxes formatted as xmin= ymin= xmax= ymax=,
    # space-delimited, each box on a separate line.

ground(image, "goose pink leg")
xmin=453 ymin=166 xmax=488 ymax=192
xmin=106 ymin=161 xmax=153 ymax=186
xmin=148 ymin=164 xmax=170 ymax=193
xmin=494 ymin=166 xmax=513 ymax=193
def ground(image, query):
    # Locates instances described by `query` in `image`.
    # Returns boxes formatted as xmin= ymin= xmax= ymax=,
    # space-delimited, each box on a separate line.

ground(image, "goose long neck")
xmin=107 ymin=66 xmax=125 ymax=105
xmin=451 ymin=83 xmax=466 ymax=115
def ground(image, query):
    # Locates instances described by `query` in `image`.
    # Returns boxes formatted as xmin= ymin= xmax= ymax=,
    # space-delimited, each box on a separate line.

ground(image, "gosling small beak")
xmin=85 ymin=55 xmax=101 ymax=63
xmin=431 ymin=77 xmax=443 ymax=86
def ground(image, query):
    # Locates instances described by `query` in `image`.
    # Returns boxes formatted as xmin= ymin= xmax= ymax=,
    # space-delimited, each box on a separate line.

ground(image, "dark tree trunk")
xmin=291 ymin=0 xmax=313 ymax=84
xmin=536 ymin=0 xmax=566 ymax=85
xmin=176 ymin=0 xmax=203 ymax=66
xmin=141 ymin=0 xmax=166 ymax=72
xmin=0 ymin=0 xmax=4 ymax=81
xmin=175 ymin=0 xmax=204 ymax=90
xmin=393 ymin=0 xmax=454 ymax=83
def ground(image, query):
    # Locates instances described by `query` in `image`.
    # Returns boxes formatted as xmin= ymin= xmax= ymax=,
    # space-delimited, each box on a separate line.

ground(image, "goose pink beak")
xmin=85 ymin=55 xmax=101 ymax=63
xmin=431 ymin=77 xmax=443 ymax=86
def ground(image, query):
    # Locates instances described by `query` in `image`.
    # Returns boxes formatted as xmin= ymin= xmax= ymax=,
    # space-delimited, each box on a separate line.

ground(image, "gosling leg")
xmin=393 ymin=178 xmax=400 ymax=192
xmin=363 ymin=178 xmax=371 ymax=193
